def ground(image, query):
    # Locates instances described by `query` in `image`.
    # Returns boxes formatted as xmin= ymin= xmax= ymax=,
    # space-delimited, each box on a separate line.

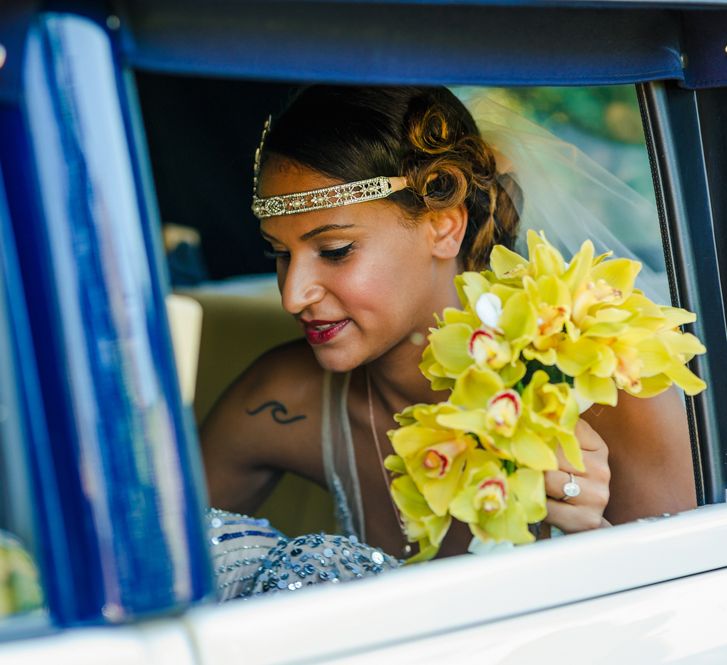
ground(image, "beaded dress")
xmin=208 ymin=371 xmax=398 ymax=600
xmin=208 ymin=509 xmax=398 ymax=600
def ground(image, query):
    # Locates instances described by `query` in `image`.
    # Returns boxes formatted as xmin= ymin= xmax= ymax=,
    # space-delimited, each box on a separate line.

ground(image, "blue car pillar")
xmin=0 ymin=10 xmax=212 ymax=625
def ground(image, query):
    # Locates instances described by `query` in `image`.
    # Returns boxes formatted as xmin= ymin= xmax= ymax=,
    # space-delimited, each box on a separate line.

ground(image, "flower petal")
xmin=562 ymin=239 xmax=595 ymax=293
xmin=500 ymin=291 xmax=538 ymax=354
xmin=390 ymin=475 xmax=452 ymax=555
xmin=390 ymin=425 xmax=454 ymax=459
xmin=590 ymin=258 xmax=641 ymax=301
xmin=664 ymin=362 xmax=707 ymax=396
xmin=456 ymin=271 xmax=490 ymax=312
xmin=490 ymin=245 xmax=529 ymax=279
xmin=531 ymin=240 xmax=566 ymax=277
xmin=635 ymin=338 xmax=671 ymax=377
xmin=629 ymin=374 xmax=672 ymax=398
xmin=449 ymin=486 xmax=480 ymax=524
xmin=436 ymin=409 xmax=487 ymax=433
xmin=384 ymin=454 xmax=407 ymax=475
xmin=405 ymin=538 xmax=442 ymax=564
xmin=660 ymin=306 xmax=697 ymax=328
xmin=556 ymin=432 xmax=585 ymax=472
xmin=475 ymin=293 xmax=503 ymax=328
xmin=509 ymin=427 xmax=558 ymax=470
xmin=555 ymin=337 xmax=603 ymax=377
xmin=429 ymin=323 xmax=474 ymax=375
xmin=473 ymin=501 xmax=534 ymax=545
xmin=659 ymin=331 xmax=706 ymax=358
xmin=499 ymin=359 xmax=527 ymax=387
xmin=508 ymin=468 xmax=547 ymax=523
xmin=450 ymin=366 xmax=504 ymax=411
xmin=574 ymin=373 xmax=618 ymax=406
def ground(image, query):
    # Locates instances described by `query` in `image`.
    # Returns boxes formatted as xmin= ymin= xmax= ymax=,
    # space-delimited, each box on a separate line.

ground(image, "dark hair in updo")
xmin=261 ymin=86 xmax=520 ymax=270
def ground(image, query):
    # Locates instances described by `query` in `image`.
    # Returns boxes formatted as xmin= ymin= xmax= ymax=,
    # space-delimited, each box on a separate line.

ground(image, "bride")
xmin=202 ymin=85 xmax=695 ymax=573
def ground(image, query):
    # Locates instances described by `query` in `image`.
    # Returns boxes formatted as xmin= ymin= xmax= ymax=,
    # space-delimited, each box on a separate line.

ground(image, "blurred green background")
xmin=485 ymin=86 xmax=655 ymax=202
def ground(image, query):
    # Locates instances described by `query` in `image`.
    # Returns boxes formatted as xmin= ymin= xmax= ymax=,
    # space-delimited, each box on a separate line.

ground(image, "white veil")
xmin=452 ymin=87 xmax=669 ymax=304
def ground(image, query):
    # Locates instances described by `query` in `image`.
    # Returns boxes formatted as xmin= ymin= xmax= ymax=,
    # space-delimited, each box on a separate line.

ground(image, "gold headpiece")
xmin=251 ymin=116 xmax=407 ymax=219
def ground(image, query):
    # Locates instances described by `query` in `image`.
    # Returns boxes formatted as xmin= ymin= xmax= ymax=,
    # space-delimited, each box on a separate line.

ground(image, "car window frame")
xmin=0 ymin=1 xmax=726 ymax=645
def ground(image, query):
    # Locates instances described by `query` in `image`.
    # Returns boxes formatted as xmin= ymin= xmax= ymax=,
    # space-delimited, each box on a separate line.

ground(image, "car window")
xmin=134 ymin=77 xmax=697 ymax=579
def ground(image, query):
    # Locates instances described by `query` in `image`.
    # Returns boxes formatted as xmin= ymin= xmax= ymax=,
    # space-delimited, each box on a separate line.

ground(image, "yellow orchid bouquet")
xmin=385 ymin=231 xmax=707 ymax=562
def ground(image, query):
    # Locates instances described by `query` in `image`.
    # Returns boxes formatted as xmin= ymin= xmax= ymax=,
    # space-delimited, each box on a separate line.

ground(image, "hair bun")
xmin=400 ymin=91 xmax=520 ymax=269
xmin=409 ymin=106 xmax=458 ymax=155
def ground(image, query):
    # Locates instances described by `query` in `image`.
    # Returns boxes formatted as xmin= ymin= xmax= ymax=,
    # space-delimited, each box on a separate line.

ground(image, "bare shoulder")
xmin=203 ymin=338 xmax=324 ymax=464
xmin=230 ymin=338 xmax=324 ymax=428
xmin=201 ymin=339 xmax=325 ymax=512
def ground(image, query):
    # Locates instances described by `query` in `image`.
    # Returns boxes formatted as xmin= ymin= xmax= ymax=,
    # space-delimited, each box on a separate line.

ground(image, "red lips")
xmin=301 ymin=319 xmax=351 ymax=345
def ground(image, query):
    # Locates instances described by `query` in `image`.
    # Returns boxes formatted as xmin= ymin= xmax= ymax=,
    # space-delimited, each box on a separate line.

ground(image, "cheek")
xmin=334 ymin=235 xmax=432 ymax=323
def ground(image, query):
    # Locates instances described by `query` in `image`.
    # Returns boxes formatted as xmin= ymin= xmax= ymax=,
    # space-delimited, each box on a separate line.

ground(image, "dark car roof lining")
xmin=2 ymin=2 xmax=727 ymax=103
xmin=112 ymin=2 xmax=727 ymax=90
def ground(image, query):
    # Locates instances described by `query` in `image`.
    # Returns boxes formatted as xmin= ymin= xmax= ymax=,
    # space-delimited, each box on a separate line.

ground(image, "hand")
xmin=544 ymin=419 xmax=611 ymax=533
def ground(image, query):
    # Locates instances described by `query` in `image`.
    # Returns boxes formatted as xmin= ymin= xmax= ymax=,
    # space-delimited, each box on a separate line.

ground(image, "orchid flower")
xmin=389 ymin=230 xmax=706 ymax=559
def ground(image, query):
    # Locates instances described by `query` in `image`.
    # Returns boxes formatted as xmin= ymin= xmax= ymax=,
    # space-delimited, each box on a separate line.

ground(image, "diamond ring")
xmin=561 ymin=473 xmax=581 ymax=501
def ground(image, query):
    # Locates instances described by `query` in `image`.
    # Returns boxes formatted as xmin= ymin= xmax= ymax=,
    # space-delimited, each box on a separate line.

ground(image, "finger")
xmin=545 ymin=498 xmax=603 ymax=533
xmin=550 ymin=420 xmax=607 ymax=474
xmin=552 ymin=444 xmax=605 ymax=478
xmin=574 ymin=418 xmax=606 ymax=453
xmin=544 ymin=468 xmax=584 ymax=501
xmin=552 ymin=447 xmax=581 ymax=475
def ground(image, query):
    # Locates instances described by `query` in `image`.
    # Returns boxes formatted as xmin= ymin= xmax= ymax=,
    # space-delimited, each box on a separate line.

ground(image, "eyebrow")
xmin=261 ymin=224 xmax=356 ymax=243
xmin=300 ymin=224 xmax=355 ymax=241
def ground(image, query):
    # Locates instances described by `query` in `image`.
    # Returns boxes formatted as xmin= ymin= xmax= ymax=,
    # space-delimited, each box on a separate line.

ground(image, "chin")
xmin=311 ymin=346 xmax=362 ymax=374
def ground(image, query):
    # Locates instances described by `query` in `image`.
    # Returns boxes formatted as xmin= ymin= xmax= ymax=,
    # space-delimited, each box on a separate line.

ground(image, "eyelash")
xmin=321 ymin=243 xmax=355 ymax=261
xmin=263 ymin=249 xmax=288 ymax=260
xmin=264 ymin=243 xmax=355 ymax=263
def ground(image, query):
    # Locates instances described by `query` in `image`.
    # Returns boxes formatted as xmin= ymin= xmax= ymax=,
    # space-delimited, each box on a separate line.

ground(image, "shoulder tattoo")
xmin=245 ymin=400 xmax=307 ymax=425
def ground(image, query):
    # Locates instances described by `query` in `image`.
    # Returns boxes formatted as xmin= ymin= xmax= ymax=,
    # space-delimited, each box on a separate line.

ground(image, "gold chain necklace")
xmin=365 ymin=367 xmax=413 ymax=558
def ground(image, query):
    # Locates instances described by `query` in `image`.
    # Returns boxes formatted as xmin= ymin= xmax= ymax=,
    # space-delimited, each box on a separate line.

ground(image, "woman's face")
xmin=259 ymin=159 xmax=450 ymax=372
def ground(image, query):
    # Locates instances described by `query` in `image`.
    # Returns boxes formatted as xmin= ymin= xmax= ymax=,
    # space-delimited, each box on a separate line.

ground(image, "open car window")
xmin=136 ymin=76 xmax=691 ymax=546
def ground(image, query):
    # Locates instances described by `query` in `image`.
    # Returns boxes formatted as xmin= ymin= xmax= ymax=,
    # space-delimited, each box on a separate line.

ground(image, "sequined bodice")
xmin=207 ymin=509 xmax=398 ymax=601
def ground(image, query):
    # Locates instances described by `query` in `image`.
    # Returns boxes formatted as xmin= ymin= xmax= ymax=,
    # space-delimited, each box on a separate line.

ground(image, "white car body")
xmin=4 ymin=504 xmax=727 ymax=663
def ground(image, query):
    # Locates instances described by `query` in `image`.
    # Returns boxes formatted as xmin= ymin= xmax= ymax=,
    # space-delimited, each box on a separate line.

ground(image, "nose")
xmin=279 ymin=257 xmax=326 ymax=316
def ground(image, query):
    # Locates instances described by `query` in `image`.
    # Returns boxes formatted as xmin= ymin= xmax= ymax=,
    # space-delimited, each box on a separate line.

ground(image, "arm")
xmin=584 ymin=387 xmax=696 ymax=524
xmin=201 ymin=342 xmax=322 ymax=515
xmin=201 ymin=362 xmax=282 ymax=515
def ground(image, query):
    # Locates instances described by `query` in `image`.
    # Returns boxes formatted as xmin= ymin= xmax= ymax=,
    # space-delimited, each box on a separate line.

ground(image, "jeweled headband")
xmin=251 ymin=115 xmax=408 ymax=220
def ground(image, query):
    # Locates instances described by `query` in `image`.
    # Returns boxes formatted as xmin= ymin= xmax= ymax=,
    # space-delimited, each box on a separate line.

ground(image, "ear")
xmin=428 ymin=205 xmax=468 ymax=260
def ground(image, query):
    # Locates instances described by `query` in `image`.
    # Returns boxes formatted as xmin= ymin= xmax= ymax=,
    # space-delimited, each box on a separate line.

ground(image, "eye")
xmin=263 ymin=248 xmax=290 ymax=262
xmin=320 ymin=242 xmax=355 ymax=262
